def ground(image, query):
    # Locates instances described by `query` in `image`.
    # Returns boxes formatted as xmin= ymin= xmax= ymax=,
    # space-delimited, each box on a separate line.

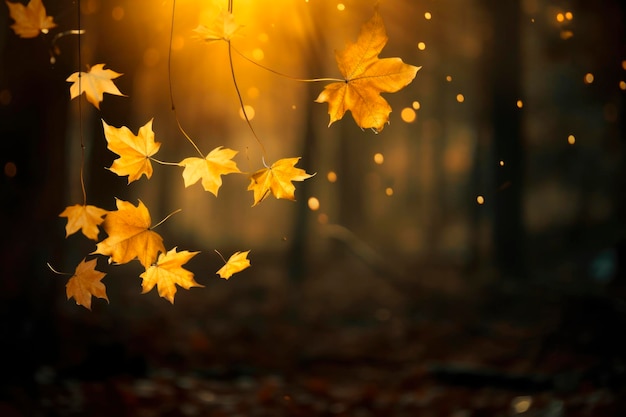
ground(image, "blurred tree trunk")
xmin=484 ymin=0 xmax=526 ymax=278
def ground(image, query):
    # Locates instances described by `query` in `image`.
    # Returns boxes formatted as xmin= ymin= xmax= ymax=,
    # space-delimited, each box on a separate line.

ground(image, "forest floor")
xmin=2 ymin=253 xmax=626 ymax=417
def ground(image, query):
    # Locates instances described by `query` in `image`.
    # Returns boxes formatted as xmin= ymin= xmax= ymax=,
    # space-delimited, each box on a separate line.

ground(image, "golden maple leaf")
xmin=5 ymin=0 xmax=56 ymax=39
xmin=140 ymin=247 xmax=202 ymax=304
xmin=66 ymin=258 xmax=108 ymax=311
xmin=193 ymin=9 xmax=242 ymax=42
xmin=67 ymin=64 xmax=126 ymax=110
xmin=216 ymin=250 xmax=251 ymax=280
xmin=59 ymin=204 xmax=108 ymax=241
xmin=315 ymin=10 xmax=420 ymax=132
xmin=179 ymin=146 xmax=241 ymax=196
xmin=247 ymin=157 xmax=314 ymax=207
xmin=93 ymin=199 xmax=165 ymax=268
xmin=102 ymin=119 xmax=161 ymax=183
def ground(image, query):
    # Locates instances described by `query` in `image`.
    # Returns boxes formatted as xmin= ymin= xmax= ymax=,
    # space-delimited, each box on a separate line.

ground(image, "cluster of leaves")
xmin=6 ymin=0 xmax=419 ymax=310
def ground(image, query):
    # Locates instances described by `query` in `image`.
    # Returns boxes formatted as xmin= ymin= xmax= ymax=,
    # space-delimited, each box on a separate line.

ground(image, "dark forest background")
xmin=1 ymin=0 xmax=626 ymax=415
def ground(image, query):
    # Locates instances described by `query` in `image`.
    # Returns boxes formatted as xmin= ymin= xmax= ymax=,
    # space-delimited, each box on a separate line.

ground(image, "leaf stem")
xmin=231 ymin=44 xmax=343 ymax=83
xmin=47 ymin=262 xmax=71 ymax=276
xmin=150 ymin=157 xmax=181 ymax=166
xmin=214 ymin=249 xmax=227 ymax=264
xmin=227 ymin=40 xmax=268 ymax=160
xmin=168 ymin=0 xmax=204 ymax=158
xmin=151 ymin=208 xmax=182 ymax=230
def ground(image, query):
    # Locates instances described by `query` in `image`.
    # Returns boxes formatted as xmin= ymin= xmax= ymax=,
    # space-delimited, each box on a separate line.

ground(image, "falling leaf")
xmin=66 ymin=258 xmax=108 ymax=310
xmin=93 ymin=199 xmax=165 ymax=268
xmin=66 ymin=64 xmax=126 ymax=110
xmin=59 ymin=204 xmax=108 ymax=241
xmin=5 ymin=0 xmax=56 ymax=39
xmin=193 ymin=9 xmax=242 ymax=42
xmin=179 ymin=146 xmax=241 ymax=196
xmin=247 ymin=157 xmax=314 ymax=206
xmin=140 ymin=247 xmax=202 ymax=304
xmin=216 ymin=250 xmax=251 ymax=279
xmin=102 ymin=119 xmax=161 ymax=183
xmin=315 ymin=10 xmax=420 ymax=132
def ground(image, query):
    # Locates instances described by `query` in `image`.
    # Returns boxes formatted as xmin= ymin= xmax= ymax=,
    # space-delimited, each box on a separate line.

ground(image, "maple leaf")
xmin=66 ymin=258 xmax=108 ymax=311
xmin=67 ymin=64 xmax=126 ymax=110
xmin=315 ymin=10 xmax=420 ymax=132
xmin=179 ymin=146 xmax=241 ymax=196
xmin=102 ymin=119 xmax=161 ymax=183
xmin=93 ymin=199 xmax=165 ymax=268
xmin=59 ymin=204 xmax=108 ymax=241
xmin=193 ymin=9 xmax=242 ymax=42
xmin=247 ymin=157 xmax=314 ymax=207
xmin=216 ymin=250 xmax=251 ymax=280
xmin=5 ymin=0 xmax=56 ymax=39
xmin=140 ymin=247 xmax=202 ymax=304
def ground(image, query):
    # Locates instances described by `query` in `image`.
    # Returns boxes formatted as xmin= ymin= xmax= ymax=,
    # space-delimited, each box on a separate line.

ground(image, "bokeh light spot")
xmin=239 ymin=105 xmax=255 ymax=121
xmin=476 ymin=195 xmax=485 ymax=205
xmin=112 ymin=6 xmax=124 ymax=21
xmin=567 ymin=134 xmax=576 ymax=145
xmin=308 ymin=197 xmax=320 ymax=211
xmin=327 ymin=171 xmax=337 ymax=183
xmin=373 ymin=153 xmax=384 ymax=165
xmin=584 ymin=73 xmax=594 ymax=84
xmin=456 ymin=93 xmax=465 ymax=103
xmin=4 ymin=161 xmax=16 ymax=178
xmin=401 ymin=107 xmax=416 ymax=123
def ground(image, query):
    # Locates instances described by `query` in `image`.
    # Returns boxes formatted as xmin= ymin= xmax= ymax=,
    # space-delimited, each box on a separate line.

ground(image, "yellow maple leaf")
xmin=179 ymin=146 xmax=241 ymax=196
xmin=66 ymin=64 xmax=126 ymax=110
xmin=193 ymin=9 xmax=242 ymax=42
xmin=247 ymin=157 xmax=314 ymax=207
xmin=5 ymin=0 xmax=56 ymax=39
xmin=315 ymin=10 xmax=420 ymax=132
xmin=216 ymin=250 xmax=251 ymax=280
xmin=66 ymin=258 xmax=108 ymax=311
xmin=140 ymin=247 xmax=202 ymax=304
xmin=102 ymin=119 xmax=161 ymax=183
xmin=93 ymin=199 xmax=165 ymax=268
xmin=59 ymin=204 xmax=108 ymax=241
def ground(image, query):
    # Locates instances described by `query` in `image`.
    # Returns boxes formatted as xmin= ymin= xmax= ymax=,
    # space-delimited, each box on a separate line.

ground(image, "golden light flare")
xmin=385 ymin=187 xmax=394 ymax=196
xmin=424 ymin=12 xmax=432 ymax=20
xmin=476 ymin=195 xmax=485 ymax=205
xmin=412 ymin=101 xmax=420 ymax=110
xmin=499 ymin=160 xmax=505 ymax=167
xmin=112 ymin=6 xmax=124 ymax=21
xmin=417 ymin=42 xmax=426 ymax=51
xmin=373 ymin=153 xmax=384 ymax=165
xmin=565 ymin=11 xmax=573 ymax=20
xmin=456 ymin=93 xmax=465 ymax=103
xmin=584 ymin=73 xmax=594 ymax=84
xmin=327 ymin=171 xmax=337 ymax=183
xmin=446 ymin=75 xmax=452 ymax=82
xmin=556 ymin=12 xmax=564 ymax=23
xmin=337 ymin=3 xmax=345 ymax=11
xmin=307 ymin=197 xmax=320 ymax=211
xmin=239 ymin=105 xmax=255 ymax=121
xmin=567 ymin=134 xmax=576 ymax=145
xmin=401 ymin=107 xmax=417 ymax=123
xmin=516 ymin=99 xmax=524 ymax=108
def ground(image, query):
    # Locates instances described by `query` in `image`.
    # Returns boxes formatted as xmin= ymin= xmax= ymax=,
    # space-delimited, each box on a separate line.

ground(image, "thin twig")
xmin=151 ymin=208 xmax=182 ymax=230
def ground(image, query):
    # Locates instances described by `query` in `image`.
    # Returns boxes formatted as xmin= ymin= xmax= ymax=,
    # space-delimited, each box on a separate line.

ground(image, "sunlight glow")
xmin=337 ymin=3 xmax=345 ymax=11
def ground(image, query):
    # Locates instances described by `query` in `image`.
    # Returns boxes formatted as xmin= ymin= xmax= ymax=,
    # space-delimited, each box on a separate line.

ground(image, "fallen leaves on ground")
xmin=315 ymin=10 xmax=420 ymax=132
xmin=216 ymin=250 xmax=251 ymax=279
xmin=65 ymin=258 xmax=108 ymax=310
xmin=93 ymin=199 xmax=165 ymax=268
xmin=179 ymin=146 xmax=241 ymax=196
xmin=140 ymin=248 xmax=202 ymax=304
xmin=248 ymin=158 xmax=314 ymax=206
xmin=102 ymin=119 xmax=161 ymax=183
xmin=59 ymin=204 xmax=108 ymax=241
xmin=5 ymin=0 xmax=56 ymax=38
xmin=67 ymin=64 xmax=125 ymax=109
